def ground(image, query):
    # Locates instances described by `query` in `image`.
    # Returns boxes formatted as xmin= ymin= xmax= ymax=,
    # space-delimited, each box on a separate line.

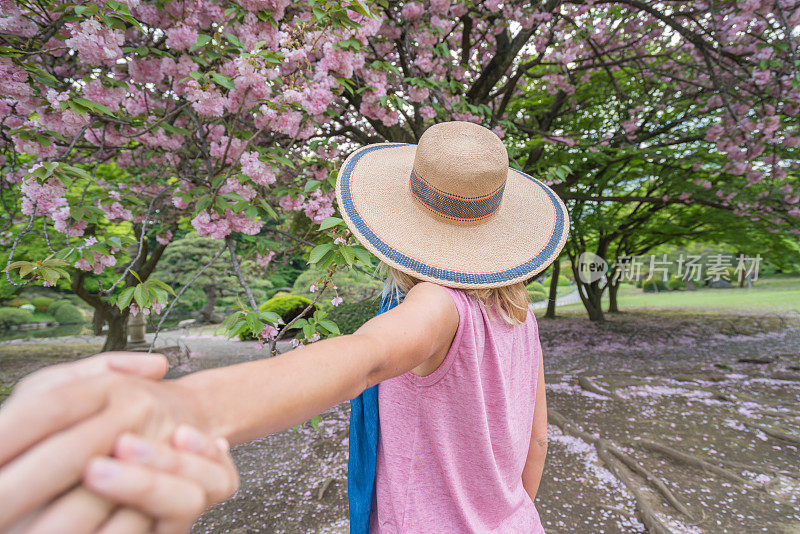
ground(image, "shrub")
xmin=30 ymin=296 xmax=55 ymax=312
xmin=642 ymin=277 xmax=668 ymax=293
xmin=667 ymin=276 xmax=686 ymax=291
xmin=526 ymin=281 xmax=546 ymax=293
xmin=556 ymin=275 xmax=571 ymax=286
xmin=326 ymin=298 xmax=380 ymax=335
xmin=19 ymin=304 xmax=36 ymax=312
xmin=238 ymin=292 xmax=316 ymax=340
xmin=292 ymin=267 xmax=383 ymax=302
xmin=527 ymin=289 xmax=548 ymax=302
xmin=8 ymin=298 xmax=30 ymax=308
xmin=0 ymin=307 xmax=34 ymax=327
xmin=46 ymin=300 xmax=72 ymax=315
xmin=53 ymin=304 xmax=86 ymax=324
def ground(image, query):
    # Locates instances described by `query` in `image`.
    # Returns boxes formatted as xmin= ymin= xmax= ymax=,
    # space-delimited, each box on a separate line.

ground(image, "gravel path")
xmin=2 ymin=311 xmax=798 ymax=533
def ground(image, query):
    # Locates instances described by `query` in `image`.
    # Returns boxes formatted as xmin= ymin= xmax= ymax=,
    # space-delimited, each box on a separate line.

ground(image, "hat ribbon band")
xmin=409 ymin=169 xmax=505 ymax=222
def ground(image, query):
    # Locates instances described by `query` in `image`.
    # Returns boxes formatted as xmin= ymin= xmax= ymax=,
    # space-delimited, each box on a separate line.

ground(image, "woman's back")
xmin=371 ymin=286 xmax=544 ymax=533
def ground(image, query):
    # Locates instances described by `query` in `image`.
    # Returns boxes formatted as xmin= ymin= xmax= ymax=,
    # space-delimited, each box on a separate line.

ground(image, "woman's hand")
xmin=0 ymin=352 xmax=206 ymax=531
xmin=82 ymin=425 xmax=239 ymax=533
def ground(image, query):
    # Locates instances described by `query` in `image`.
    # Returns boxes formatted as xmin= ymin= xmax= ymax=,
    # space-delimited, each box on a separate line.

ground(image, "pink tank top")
xmin=370 ymin=286 xmax=544 ymax=533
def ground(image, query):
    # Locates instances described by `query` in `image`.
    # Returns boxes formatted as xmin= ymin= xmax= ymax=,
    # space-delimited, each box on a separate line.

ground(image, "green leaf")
xmin=210 ymin=72 xmax=235 ymax=90
xmin=302 ymin=323 xmax=314 ymax=339
xmin=304 ymin=179 xmax=321 ymax=193
xmin=191 ymin=34 xmax=212 ymax=52
xmin=260 ymin=311 xmax=282 ymax=324
xmin=319 ymin=216 xmax=344 ymax=230
xmin=117 ymin=287 xmax=136 ymax=309
xmin=319 ymin=319 xmax=340 ymax=336
xmin=340 ymin=245 xmax=355 ymax=266
xmin=224 ymin=32 xmax=242 ymax=47
xmin=148 ymin=279 xmax=176 ymax=296
xmin=308 ymin=243 xmax=333 ymax=265
xmin=352 ymin=245 xmax=374 ymax=266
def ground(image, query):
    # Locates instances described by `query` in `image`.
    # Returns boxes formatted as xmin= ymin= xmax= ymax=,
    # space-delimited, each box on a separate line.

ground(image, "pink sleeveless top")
xmin=370 ymin=287 xmax=544 ymax=533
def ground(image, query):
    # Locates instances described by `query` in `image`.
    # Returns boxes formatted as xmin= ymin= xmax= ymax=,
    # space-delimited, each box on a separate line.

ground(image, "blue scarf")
xmin=348 ymin=291 xmax=400 ymax=533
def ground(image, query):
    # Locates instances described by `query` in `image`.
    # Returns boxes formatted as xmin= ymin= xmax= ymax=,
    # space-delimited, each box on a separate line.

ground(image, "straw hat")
xmin=335 ymin=121 xmax=570 ymax=289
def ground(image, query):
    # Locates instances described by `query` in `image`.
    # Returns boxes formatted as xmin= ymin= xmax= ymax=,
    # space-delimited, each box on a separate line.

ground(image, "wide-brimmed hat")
xmin=335 ymin=121 xmax=570 ymax=289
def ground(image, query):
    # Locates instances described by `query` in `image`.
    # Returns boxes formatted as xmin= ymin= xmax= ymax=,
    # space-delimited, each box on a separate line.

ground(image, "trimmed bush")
xmin=46 ymin=300 xmax=71 ymax=315
xmin=0 ymin=307 xmax=33 ymax=327
xmin=8 ymin=298 xmax=30 ymax=308
xmin=53 ymin=304 xmax=86 ymax=324
xmin=556 ymin=275 xmax=571 ymax=286
xmin=238 ymin=292 xmax=316 ymax=340
xmin=642 ymin=277 xmax=668 ymax=293
xmin=31 ymin=296 xmax=55 ymax=312
xmin=326 ymin=298 xmax=380 ymax=335
xmin=19 ymin=304 xmax=35 ymax=312
xmin=526 ymin=281 xmax=546 ymax=293
xmin=292 ymin=267 xmax=383 ymax=303
xmin=667 ymin=276 xmax=686 ymax=291
xmin=527 ymin=289 xmax=548 ymax=302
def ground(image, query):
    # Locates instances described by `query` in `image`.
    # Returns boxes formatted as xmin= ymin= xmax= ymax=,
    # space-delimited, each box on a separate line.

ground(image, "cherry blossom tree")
xmin=1 ymin=0 xmax=379 ymax=349
xmin=2 ymin=0 xmax=799 ymax=345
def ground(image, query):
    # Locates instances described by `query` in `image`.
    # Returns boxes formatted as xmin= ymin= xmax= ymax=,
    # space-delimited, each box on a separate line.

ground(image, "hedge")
xmin=667 ymin=276 xmax=686 ymax=291
xmin=0 ymin=307 xmax=34 ymax=327
xmin=31 ymin=296 xmax=55 ymax=312
xmin=526 ymin=281 xmax=546 ymax=293
xmin=642 ymin=277 xmax=668 ymax=293
xmin=527 ymin=289 xmax=548 ymax=302
xmin=326 ymin=298 xmax=381 ymax=335
xmin=53 ymin=304 xmax=86 ymax=324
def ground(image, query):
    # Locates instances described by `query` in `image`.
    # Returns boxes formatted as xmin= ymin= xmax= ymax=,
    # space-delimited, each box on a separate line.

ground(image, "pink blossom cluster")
xmin=240 ymin=151 xmax=277 ymax=186
xmin=74 ymin=252 xmax=117 ymax=275
xmin=20 ymin=174 xmax=67 ymax=217
xmin=64 ymin=20 xmax=124 ymax=65
xmin=191 ymin=209 xmax=263 ymax=239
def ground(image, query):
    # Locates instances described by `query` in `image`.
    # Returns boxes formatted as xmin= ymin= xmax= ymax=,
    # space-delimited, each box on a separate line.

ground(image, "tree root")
xmin=596 ymin=446 xmax=675 ymax=534
xmin=631 ymin=440 xmax=749 ymax=485
xmin=578 ymin=375 xmax=620 ymax=399
xmin=549 ymin=410 xmax=694 ymax=532
xmin=749 ymin=423 xmax=800 ymax=446
xmin=316 ymin=477 xmax=334 ymax=501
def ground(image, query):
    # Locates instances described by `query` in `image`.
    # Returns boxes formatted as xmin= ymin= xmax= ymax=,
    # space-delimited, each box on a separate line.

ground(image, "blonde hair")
xmin=377 ymin=262 xmax=530 ymax=325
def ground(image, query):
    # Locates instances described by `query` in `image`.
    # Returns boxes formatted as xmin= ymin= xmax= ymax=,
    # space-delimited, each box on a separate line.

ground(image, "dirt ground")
xmin=2 ymin=310 xmax=799 ymax=533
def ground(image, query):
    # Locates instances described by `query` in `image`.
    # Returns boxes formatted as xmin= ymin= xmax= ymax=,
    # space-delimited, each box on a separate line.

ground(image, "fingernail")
xmin=117 ymin=433 xmax=155 ymax=462
xmin=174 ymin=425 xmax=208 ymax=453
xmin=215 ymin=437 xmax=230 ymax=453
xmin=87 ymin=458 xmax=120 ymax=487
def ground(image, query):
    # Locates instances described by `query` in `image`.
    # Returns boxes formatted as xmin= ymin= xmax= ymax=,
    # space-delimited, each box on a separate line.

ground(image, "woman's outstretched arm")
xmin=178 ymin=281 xmax=458 ymax=444
xmin=0 ymin=282 xmax=457 ymax=529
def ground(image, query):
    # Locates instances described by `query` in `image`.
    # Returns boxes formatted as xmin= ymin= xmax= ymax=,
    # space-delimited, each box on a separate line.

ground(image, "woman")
xmin=0 ymin=121 xmax=569 ymax=532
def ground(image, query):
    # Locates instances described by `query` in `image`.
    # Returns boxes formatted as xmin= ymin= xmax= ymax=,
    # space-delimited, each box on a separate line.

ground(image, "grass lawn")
xmin=558 ymin=275 xmax=800 ymax=314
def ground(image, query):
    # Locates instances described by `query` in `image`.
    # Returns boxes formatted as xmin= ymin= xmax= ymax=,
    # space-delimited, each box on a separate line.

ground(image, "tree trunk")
xmin=583 ymin=282 xmax=605 ymax=321
xmin=608 ymin=279 xmax=620 ymax=313
xmin=545 ymin=260 xmax=560 ymax=319
xmin=92 ymin=308 xmax=106 ymax=336
xmin=102 ymin=311 xmax=129 ymax=351
xmin=200 ymin=284 xmax=223 ymax=323
xmin=572 ymin=260 xmax=605 ymax=322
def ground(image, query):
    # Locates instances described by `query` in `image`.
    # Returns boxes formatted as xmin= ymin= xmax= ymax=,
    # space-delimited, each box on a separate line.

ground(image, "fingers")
xmin=0 ymin=373 xmax=115 ymax=466
xmin=0 ymin=388 xmax=147 ymax=529
xmin=83 ymin=458 xmax=207 ymax=521
xmin=10 ymin=352 xmax=168 ymax=401
xmin=23 ymin=487 xmax=114 ymax=534
xmin=95 ymin=507 xmax=153 ymax=534
xmin=114 ymin=430 xmax=239 ymax=504
xmin=104 ymin=352 xmax=169 ymax=380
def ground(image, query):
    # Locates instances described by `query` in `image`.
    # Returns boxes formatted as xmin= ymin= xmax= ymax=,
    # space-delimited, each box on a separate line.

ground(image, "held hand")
xmin=0 ymin=352 xmax=202 ymax=531
xmin=82 ymin=425 xmax=239 ymax=534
